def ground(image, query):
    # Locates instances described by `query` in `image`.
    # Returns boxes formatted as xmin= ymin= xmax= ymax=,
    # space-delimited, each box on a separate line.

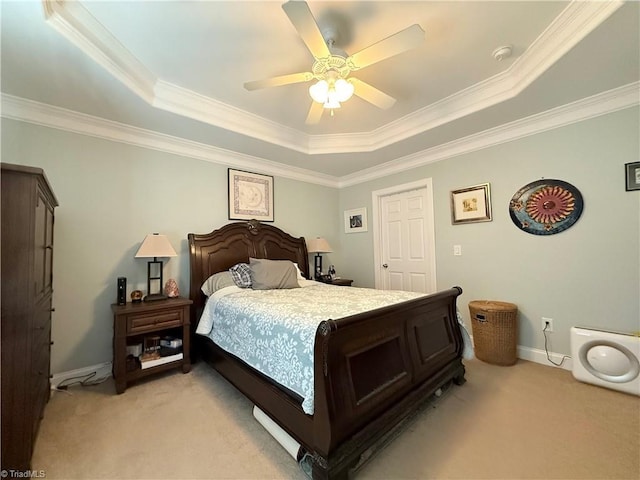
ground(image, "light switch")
xmin=453 ymin=245 xmax=462 ymax=256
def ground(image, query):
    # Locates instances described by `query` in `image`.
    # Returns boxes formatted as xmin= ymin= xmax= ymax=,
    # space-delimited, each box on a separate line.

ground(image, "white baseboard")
xmin=51 ymin=362 xmax=113 ymax=389
xmin=48 ymin=343 xmax=570 ymax=391
xmin=467 ymin=333 xmax=573 ymax=371
xmin=517 ymin=345 xmax=573 ymax=371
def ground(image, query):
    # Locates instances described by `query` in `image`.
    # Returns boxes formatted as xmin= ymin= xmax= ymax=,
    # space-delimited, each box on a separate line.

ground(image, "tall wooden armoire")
xmin=1 ymin=163 xmax=58 ymax=470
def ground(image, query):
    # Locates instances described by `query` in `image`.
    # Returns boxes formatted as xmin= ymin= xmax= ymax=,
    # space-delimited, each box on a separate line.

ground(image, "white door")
xmin=373 ymin=180 xmax=436 ymax=293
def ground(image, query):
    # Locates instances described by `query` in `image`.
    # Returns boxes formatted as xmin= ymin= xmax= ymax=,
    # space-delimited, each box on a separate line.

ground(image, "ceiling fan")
xmin=244 ymin=0 xmax=425 ymax=125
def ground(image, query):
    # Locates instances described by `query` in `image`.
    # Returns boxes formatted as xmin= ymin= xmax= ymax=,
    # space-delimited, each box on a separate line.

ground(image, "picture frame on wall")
xmin=625 ymin=162 xmax=640 ymax=191
xmin=450 ymin=183 xmax=492 ymax=224
xmin=344 ymin=207 xmax=368 ymax=233
xmin=228 ymin=168 xmax=274 ymax=222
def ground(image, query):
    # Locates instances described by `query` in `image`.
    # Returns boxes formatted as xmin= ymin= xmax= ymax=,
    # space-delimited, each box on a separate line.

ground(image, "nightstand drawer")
xmin=127 ymin=309 xmax=183 ymax=334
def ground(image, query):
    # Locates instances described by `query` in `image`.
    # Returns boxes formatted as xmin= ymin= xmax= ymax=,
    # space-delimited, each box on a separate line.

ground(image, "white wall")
xmin=338 ymin=107 xmax=640 ymax=357
xmin=1 ymin=120 xmax=340 ymax=373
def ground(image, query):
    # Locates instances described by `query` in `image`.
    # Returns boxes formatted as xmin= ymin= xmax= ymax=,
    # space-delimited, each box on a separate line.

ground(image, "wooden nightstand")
xmin=324 ymin=278 xmax=353 ymax=286
xmin=111 ymin=297 xmax=192 ymax=394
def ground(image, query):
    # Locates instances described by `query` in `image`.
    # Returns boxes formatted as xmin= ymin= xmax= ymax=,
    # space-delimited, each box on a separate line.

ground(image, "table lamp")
xmin=306 ymin=237 xmax=332 ymax=280
xmin=134 ymin=233 xmax=177 ymax=301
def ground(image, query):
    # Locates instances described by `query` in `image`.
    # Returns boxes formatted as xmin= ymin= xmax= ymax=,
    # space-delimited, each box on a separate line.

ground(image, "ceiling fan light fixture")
xmin=334 ymin=78 xmax=354 ymax=102
xmin=309 ymin=76 xmax=353 ymax=106
xmin=247 ymin=2 xmax=424 ymax=124
xmin=323 ymin=97 xmax=341 ymax=109
xmin=309 ymin=79 xmax=329 ymax=103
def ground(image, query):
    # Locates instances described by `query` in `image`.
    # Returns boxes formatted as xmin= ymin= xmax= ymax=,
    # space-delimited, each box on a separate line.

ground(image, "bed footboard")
xmin=310 ymin=286 xmax=464 ymax=479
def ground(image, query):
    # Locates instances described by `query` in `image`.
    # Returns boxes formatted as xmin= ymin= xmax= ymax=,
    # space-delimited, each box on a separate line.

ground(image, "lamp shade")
xmin=134 ymin=233 xmax=177 ymax=258
xmin=307 ymin=237 xmax=333 ymax=254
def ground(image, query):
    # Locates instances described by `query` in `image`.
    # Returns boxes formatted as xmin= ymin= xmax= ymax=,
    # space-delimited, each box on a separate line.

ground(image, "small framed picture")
xmin=450 ymin=183 xmax=492 ymax=225
xmin=625 ymin=162 xmax=640 ymax=191
xmin=344 ymin=207 xmax=368 ymax=233
xmin=228 ymin=168 xmax=274 ymax=222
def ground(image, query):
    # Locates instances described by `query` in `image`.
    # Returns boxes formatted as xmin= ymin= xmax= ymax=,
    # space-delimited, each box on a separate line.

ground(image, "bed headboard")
xmin=187 ymin=219 xmax=309 ymax=323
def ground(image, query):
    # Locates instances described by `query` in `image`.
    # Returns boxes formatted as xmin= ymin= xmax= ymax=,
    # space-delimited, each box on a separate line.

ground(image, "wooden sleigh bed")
xmin=188 ymin=220 xmax=466 ymax=479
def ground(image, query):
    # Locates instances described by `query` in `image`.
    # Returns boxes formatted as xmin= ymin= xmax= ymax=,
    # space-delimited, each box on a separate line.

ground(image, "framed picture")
xmin=625 ymin=162 xmax=640 ymax=191
xmin=450 ymin=183 xmax=492 ymax=224
xmin=344 ymin=207 xmax=368 ymax=233
xmin=228 ymin=168 xmax=274 ymax=222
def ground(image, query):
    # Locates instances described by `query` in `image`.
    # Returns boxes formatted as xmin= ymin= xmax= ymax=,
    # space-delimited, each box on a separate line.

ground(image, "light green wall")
xmin=2 ymin=107 xmax=638 ymax=373
xmin=339 ymin=107 xmax=640 ymax=355
xmin=1 ymin=120 xmax=340 ymax=373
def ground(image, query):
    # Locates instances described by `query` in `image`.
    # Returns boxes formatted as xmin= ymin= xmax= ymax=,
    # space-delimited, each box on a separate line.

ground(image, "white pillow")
xmin=293 ymin=263 xmax=306 ymax=281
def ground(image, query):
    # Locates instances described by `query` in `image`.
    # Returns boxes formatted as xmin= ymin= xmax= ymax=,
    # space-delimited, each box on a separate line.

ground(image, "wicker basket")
xmin=469 ymin=300 xmax=518 ymax=366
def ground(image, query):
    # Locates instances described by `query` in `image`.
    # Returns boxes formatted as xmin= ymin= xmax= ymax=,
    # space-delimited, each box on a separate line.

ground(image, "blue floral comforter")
xmin=195 ymin=281 xmax=425 ymax=414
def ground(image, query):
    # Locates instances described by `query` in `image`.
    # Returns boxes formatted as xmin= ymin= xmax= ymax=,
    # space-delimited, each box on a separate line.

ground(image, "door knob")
xmin=382 ymin=264 xmax=388 ymax=268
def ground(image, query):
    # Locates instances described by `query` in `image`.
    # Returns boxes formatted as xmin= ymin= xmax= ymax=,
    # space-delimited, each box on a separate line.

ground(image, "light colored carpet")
xmin=32 ymin=358 xmax=639 ymax=479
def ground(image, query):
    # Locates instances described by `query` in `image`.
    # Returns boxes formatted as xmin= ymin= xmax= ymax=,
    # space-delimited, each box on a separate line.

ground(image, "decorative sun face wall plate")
xmin=509 ymin=179 xmax=583 ymax=235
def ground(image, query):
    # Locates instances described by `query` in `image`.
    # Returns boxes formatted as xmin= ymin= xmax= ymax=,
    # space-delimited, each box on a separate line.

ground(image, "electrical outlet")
xmin=542 ymin=317 xmax=554 ymax=333
xmin=453 ymin=245 xmax=462 ymax=256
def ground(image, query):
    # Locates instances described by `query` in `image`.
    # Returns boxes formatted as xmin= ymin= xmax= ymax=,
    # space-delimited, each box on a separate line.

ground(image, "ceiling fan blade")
xmin=350 ymin=78 xmax=396 ymax=110
xmin=305 ymin=101 xmax=324 ymax=125
xmin=244 ymin=72 xmax=313 ymax=91
xmin=347 ymin=24 xmax=425 ymax=70
xmin=282 ymin=1 xmax=331 ymax=59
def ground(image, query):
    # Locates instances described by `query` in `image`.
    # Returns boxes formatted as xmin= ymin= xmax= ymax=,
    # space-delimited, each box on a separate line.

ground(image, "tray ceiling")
xmin=1 ymin=1 xmax=638 ymax=184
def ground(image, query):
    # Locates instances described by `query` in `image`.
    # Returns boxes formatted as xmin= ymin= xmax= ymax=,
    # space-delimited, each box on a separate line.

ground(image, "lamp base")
xmin=314 ymin=253 xmax=323 ymax=280
xmin=143 ymin=294 xmax=167 ymax=302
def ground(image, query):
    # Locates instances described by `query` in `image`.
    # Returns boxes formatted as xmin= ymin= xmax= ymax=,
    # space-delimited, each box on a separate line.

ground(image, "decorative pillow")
xmin=229 ymin=263 xmax=252 ymax=288
xmin=293 ymin=263 xmax=306 ymax=281
xmin=249 ymin=258 xmax=300 ymax=290
xmin=201 ymin=271 xmax=235 ymax=296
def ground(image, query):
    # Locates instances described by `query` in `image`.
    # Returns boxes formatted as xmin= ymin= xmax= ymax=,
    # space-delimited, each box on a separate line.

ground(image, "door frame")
xmin=371 ymin=178 xmax=437 ymax=291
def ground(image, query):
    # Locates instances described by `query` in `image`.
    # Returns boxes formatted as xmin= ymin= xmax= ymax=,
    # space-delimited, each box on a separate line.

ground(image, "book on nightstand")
xmin=140 ymin=352 xmax=183 ymax=369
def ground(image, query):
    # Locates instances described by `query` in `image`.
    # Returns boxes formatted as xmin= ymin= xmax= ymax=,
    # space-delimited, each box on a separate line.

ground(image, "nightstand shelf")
xmin=111 ymin=297 xmax=192 ymax=394
xmin=321 ymin=278 xmax=353 ymax=287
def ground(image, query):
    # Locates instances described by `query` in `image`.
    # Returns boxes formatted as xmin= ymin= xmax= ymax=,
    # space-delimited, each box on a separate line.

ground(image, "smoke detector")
xmin=492 ymin=45 xmax=513 ymax=61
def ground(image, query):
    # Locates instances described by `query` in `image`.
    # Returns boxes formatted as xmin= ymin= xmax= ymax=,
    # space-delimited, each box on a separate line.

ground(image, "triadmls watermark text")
xmin=1 ymin=470 xmax=46 ymax=478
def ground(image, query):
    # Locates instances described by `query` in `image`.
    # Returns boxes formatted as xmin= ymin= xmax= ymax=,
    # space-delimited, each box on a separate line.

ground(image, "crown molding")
xmin=337 ymin=81 xmax=640 ymax=187
xmin=3 ymin=82 xmax=636 ymax=190
xmin=509 ymin=0 xmax=623 ymax=91
xmin=40 ymin=0 xmax=624 ymax=156
xmin=42 ymin=0 xmax=304 ymax=151
xmin=152 ymin=80 xmax=307 ymax=154
xmin=0 ymin=93 xmax=339 ymax=188
xmin=310 ymin=0 xmax=624 ymax=154
xmin=42 ymin=0 xmax=156 ymax=103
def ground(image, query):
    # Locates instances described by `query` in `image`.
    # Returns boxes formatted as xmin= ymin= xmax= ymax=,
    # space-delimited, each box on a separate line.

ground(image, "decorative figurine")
xmin=164 ymin=278 xmax=179 ymax=298
xmin=130 ymin=290 xmax=143 ymax=303
xmin=328 ymin=265 xmax=336 ymax=280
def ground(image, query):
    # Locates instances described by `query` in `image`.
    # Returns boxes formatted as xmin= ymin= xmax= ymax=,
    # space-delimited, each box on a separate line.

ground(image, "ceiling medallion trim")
xmin=41 ymin=0 xmax=624 ymax=156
